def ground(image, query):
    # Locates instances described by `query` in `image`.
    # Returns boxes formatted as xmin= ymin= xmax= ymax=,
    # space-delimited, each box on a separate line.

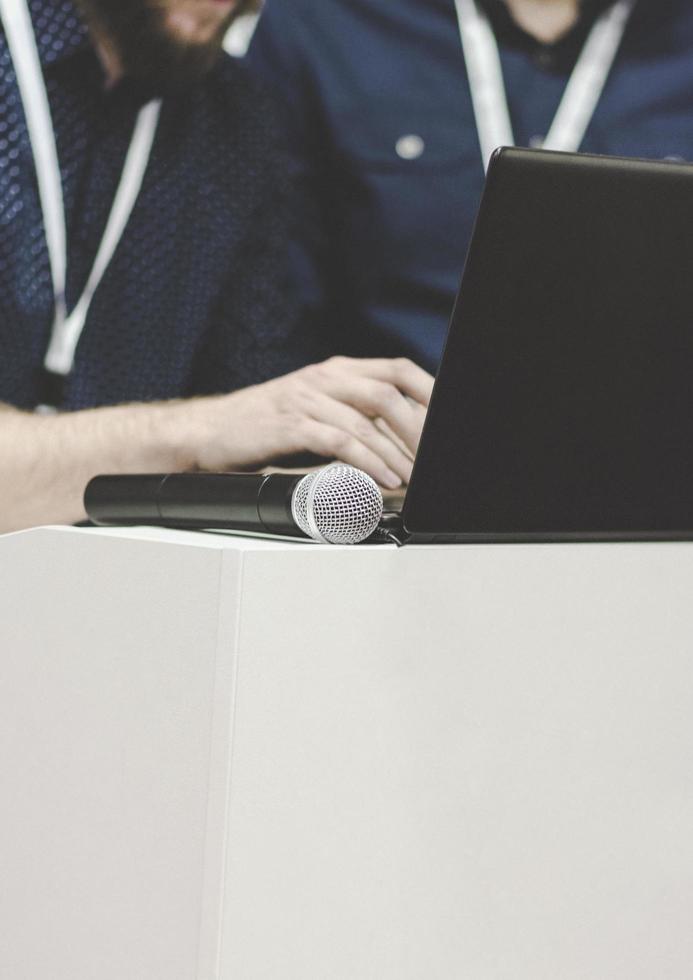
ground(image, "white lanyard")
xmin=454 ymin=0 xmax=636 ymax=170
xmin=0 ymin=0 xmax=161 ymax=378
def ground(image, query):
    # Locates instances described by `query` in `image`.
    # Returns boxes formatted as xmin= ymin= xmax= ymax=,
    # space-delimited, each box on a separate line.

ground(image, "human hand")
xmin=191 ymin=356 xmax=434 ymax=488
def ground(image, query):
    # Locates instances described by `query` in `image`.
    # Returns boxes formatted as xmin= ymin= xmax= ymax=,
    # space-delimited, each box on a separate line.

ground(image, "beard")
xmin=76 ymin=0 xmax=258 ymax=95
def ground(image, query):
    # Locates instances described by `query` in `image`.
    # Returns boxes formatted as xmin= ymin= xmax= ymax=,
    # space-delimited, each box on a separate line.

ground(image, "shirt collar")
xmin=25 ymin=0 xmax=91 ymax=68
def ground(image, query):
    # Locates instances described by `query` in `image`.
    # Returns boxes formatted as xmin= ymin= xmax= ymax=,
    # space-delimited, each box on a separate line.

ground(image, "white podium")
xmin=1 ymin=525 xmax=692 ymax=979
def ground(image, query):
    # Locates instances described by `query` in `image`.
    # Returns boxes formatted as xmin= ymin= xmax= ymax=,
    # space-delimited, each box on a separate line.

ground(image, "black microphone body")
xmin=84 ymin=473 xmax=309 ymax=537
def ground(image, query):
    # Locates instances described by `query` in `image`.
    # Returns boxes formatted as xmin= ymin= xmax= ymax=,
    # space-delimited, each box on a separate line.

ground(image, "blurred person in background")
xmin=0 ymin=0 xmax=432 ymax=533
xmin=246 ymin=0 xmax=693 ymax=373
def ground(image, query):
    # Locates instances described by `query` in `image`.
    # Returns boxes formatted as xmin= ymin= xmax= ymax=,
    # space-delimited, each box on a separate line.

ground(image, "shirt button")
xmin=529 ymin=135 xmax=545 ymax=149
xmin=396 ymin=134 xmax=425 ymax=160
xmin=534 ymin=48 xmax=556 ymax=71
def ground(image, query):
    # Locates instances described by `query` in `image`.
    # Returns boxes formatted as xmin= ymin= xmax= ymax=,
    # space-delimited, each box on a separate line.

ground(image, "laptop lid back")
xmin=403 ymin=147 xmax=693 ymax=542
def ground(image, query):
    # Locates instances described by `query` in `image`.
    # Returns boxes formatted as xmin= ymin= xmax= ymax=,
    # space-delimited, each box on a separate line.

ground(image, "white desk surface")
xmin=1 ymin=525 xmax=692 ymax=979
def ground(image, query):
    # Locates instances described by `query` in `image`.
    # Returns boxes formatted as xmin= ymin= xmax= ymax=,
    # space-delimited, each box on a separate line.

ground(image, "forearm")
xmin=0 ymin=356 xmax=434 ymax=534
xmin=0 ymin=399 xmax=200 ymax=534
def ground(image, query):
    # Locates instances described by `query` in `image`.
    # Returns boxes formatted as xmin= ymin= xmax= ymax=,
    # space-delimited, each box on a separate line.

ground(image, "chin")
xmin=79 ymin=0 xmax=251 ymax=93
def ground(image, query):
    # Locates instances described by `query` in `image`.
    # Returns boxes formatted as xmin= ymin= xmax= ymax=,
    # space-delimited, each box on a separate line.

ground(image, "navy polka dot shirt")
xmin=0 ymin=0 xmax=301 ymax=411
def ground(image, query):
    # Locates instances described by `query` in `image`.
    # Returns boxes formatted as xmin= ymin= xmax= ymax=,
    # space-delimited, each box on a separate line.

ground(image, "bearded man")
xmin=0 ymin=0 xmax=432 ymax=532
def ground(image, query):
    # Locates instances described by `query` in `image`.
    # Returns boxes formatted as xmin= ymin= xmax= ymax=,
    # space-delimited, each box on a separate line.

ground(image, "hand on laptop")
xmin=192 ymin=356 xmax=433 ymax=489
xmin=0 ymin=356 xmax=432 ymax=534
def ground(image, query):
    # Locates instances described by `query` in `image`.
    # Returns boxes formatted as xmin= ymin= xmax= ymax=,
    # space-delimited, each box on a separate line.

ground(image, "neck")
xmin=504 ymin=0 xmax=581 ymax=43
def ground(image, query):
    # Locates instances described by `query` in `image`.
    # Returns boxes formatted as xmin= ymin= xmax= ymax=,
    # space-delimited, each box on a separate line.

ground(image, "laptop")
xmin=397 ymin=146 xmax=693 ymax=543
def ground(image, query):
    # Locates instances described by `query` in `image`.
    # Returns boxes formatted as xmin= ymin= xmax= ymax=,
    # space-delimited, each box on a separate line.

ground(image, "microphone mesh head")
xmin=291 ymin=464 xmax=384 ymax=544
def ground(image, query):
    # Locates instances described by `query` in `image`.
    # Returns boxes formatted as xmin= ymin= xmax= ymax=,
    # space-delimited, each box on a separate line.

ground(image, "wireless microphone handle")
xmin=84 ymin=472 xmax=308 ymax=537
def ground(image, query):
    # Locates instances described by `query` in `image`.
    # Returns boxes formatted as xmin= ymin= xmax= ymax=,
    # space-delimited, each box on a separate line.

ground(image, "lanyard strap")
xmin=0 ymin=0 xmax=161 ymax=377
xmin=454 ymin=0 xmax=636 ymax=171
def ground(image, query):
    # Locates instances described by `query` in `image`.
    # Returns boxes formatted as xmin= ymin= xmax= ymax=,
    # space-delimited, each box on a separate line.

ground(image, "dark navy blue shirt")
xmin=0 ymin=0 xmax=301 ymax=411
xmin=247 ymin=0 xmax=693 ymax=371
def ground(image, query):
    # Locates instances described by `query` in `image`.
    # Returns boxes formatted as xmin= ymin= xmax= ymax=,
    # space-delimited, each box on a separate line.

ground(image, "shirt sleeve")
xmin=244 ymin=2 xmax=335 ymax=363
xmin=184 ymin=68 xmax=314 ymax=397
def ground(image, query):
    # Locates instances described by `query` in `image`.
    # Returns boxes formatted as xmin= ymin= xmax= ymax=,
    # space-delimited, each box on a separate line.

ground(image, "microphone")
xmin=84 ymin=463 xmax=384 ymax=545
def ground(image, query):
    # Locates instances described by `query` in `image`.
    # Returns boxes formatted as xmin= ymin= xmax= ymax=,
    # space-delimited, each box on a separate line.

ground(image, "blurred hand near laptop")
xmin=194 ymin=356 xmax=431 ymax=487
